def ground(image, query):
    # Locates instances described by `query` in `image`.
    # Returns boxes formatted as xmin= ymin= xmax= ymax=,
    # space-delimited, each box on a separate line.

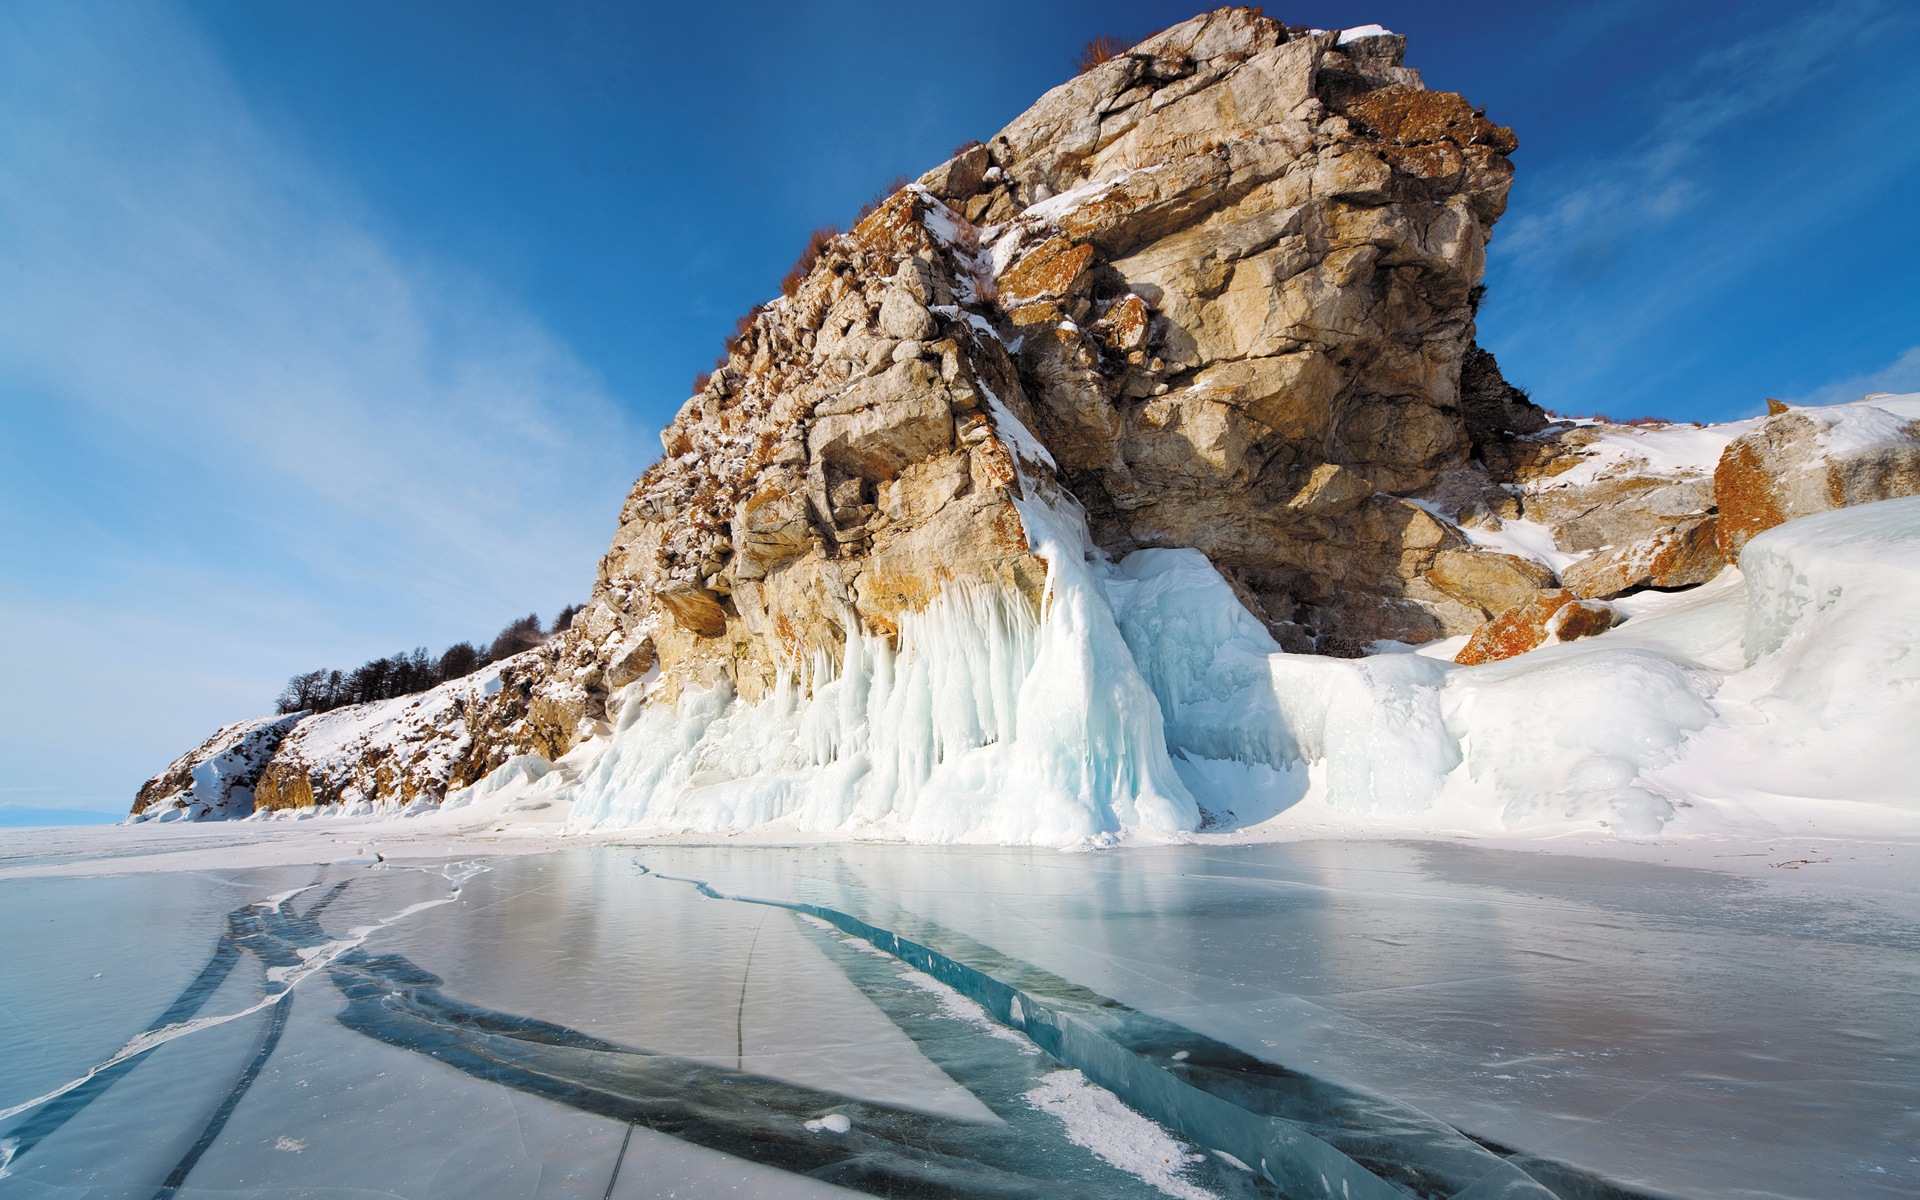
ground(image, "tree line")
xmin=275 ymin=606 xmax=580 ymax=716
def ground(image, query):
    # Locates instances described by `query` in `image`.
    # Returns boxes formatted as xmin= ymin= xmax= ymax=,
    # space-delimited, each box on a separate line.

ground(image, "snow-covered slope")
xmin=129 ymin=713 xmax=303 ymax=821
xmin=242 ymin=647 xmax=587 ymax=816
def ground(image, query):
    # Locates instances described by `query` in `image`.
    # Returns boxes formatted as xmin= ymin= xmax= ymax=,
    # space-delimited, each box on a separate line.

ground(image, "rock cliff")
xmin=577 ymin=7 xmax=1532 ymax=706
xmin=132 ymin=9 xmax=1920 ymax=829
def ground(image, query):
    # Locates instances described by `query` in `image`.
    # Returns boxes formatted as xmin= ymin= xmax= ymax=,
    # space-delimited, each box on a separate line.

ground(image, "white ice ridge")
xmin=556 ymin=491 xmax=1920 ymax=845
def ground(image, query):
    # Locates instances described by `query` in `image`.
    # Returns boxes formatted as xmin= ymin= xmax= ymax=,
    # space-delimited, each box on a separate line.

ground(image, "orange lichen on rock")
xmin=997 ymin=237 xmax=1095 ymax=303
xmin=1712 ymin=440 xmax=1787 ymax=560
xmin=1344 ymin=86 xmax=1516 ymax=153
xmin=1455 ymin=589 xmax=1616 ymax=665
xmin=850 ymin=189 xmax=928 ymax=260
xmin=970 ymin=435 xmax=1022 ymax=492
xmin=1096 ymin=293 xmax=1152 ymax=352
xmin=1548 ymin=598 xmax=1617 ymax=643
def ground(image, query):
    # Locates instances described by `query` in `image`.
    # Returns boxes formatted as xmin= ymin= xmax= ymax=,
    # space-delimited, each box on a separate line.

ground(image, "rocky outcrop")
xmin=142 ymin=11 xmax=1920 ymax=817
xmin=572 ymin=8 xmax=1535 ymax=706
xmin=1442 ymin=396 xmax=1920 ymax=658
xmin=132 ymin=11 xmax=1552 ymax=812
xmin=130 ymin=713 xmax=303 ymax=820
xmin=979 ymin=16 xmax=1533 ymax=650
xmin=1714 ymin=402 xmax=1920 ymax=559
xmin=1487 ymin=418 xmax=1728 ymax=587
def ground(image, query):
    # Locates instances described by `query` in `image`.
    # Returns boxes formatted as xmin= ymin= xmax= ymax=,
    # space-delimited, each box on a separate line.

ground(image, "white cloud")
xmin=0 ymin=3 xmax=650 ymax=810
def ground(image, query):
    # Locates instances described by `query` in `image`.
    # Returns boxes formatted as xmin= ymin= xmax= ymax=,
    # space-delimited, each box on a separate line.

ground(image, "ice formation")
xmin=568 ymin=491 xmax=1199 ymax=844
xmin=553 ymin=486 xmax=1920 ymax=845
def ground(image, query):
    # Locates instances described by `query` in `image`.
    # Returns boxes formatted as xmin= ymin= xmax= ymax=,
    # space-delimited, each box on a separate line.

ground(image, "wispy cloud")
xmin=1788 ymin=345 xmax=1920 ymax=407
xmin=0 ymin=3 xmax=648 ymax=805
xmin=1497 ymin=0 xmax=1895 ymax=276
xmin=0 ymin=5 xmax=644 ymax=617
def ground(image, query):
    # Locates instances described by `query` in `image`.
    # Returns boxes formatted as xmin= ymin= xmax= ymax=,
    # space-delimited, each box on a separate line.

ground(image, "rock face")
xmin=125 ymin=11 xmax=1560 ymax=815
xmin=979 ymin=15 xmax=1533 ymax=651
xmin=134 ymin=11 xmax=1920 ymax=820
xmin=579 ymin=8 xmax=1532 ymax=710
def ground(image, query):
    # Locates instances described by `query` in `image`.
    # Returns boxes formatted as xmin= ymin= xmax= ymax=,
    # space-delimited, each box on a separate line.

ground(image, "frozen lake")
xmin=1 ymin=839 xmax=1914 ymax=1198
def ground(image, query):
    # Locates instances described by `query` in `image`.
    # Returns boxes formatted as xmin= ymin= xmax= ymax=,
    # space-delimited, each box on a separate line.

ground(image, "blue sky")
xmin=3 ymin=0 xmax=1917 ymax=823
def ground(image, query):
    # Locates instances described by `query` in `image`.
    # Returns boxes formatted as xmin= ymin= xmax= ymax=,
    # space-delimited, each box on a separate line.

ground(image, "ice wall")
xmin=566 ymin=494 xmax=1198 ymax=844
xmin=564 ymin=495 xmax=1920 ymax=844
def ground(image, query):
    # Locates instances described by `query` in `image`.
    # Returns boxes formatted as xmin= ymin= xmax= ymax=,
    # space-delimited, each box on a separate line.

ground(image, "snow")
xmin=1652 ymin=495 xmax=1920 ymax=811
xmin=801 ymin=1113 xmax=851 ymax=1134
xmin=1794 ymin=399 xmax=1915 ymax=457
xmin=144 ymin=489 xmax=1920 ymax=849
xmin=563 ymin=370 xmax=1199 ymax=846
xmin=563 ymin=488 xmax=1197 ymax=844
xmin=1016 ymin=166 xmax=1163 ymax=230
xmin=1458 ymin=516 xmax=1585 ymax=573
xmin=1022 ymin=1070 xmax=1216 ymax=1200
xmin=892 ymin=966 xmax=1040 ymax=1052
xmin=1336 ymin=24 xmax=1393 ymax=44
xmin=552 ymin=480 xmax=1898 ymax=844
xmin=1856 ymin=389 xmax=1920 ymax=419
xmin=128 ymin=713 xmax=302 ymax=822
xmin=987 ymin=166 xmax=1163 ymax=278
xmin=1533 ymin=418 xmax=1757 ymax=492
xmin=1521 ymin=391 xmax=1909 ymax=508
xmin=976 ymin=380 xmax=1056 ymax=470
xmin=224 ymin=664 xmax=507 ymax=816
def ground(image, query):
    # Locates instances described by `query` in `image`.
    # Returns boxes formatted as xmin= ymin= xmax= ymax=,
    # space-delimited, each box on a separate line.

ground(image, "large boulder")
xmin=1426 ymin=549 xmax=1557 ymax=617
xmin=1714 ymin=401 xmax=1920 ymax=559
xmin=1482 ymin=417 xmax=1739 ymax=600
xmin=1559 ymin=513 xmax=1724 ymax=599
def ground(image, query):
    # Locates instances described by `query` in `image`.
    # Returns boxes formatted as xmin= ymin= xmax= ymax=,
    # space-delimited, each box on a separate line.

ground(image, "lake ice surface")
xmin=1 ymin=841 xmax=1913 ymax=1198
